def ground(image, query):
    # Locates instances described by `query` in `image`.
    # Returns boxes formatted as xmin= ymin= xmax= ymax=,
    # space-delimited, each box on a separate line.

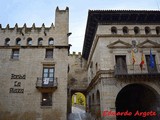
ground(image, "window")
xmin=43 ymin=67 xmax=54 ymax=79
xmin=5 ymin=38 xmax=10 ymax=46
xmin=48 ymin=38 xmax=54 ymax=45
xmin=156 ymin=27 xmax=160 ymax=35
xmin=27 ymin=38 xmax=32 ymax=45
xmin=11 ymin=49 xmax=19 ymax=59
xmin=115 ymin=55 xmax=127 ymax=74
xmin=134 ymin=27 xmax=140 ymax=35
xmin=122 ymin=27 xmax=128 ymax=34
xmin=145 ymin=27 xmax=151 ymax=35
xmin=45 ymin=49 xmax=53 ymax=58
xmin=41 ymin=93 xmax=52 ymax=106
xmin=42 ymin=67 xmax=54 ymax=86
xmin=16 ymin=38 xmax=21 ymax=45
xmin=38 ymin=38 xmax=43 ymax=45
xmin=111 ymin=27 xmax=117 ymax=34
xmin=43 ymin=67 xmax=54 ymax=78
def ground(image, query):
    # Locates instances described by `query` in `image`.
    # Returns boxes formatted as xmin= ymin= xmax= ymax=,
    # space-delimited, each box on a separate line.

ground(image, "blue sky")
xmin=0 ymin=0 xmax=160 ymax=53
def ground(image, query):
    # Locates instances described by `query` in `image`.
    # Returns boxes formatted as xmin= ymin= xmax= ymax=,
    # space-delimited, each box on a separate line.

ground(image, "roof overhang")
xmin=82 ymin=10 xmax=160 ymax=60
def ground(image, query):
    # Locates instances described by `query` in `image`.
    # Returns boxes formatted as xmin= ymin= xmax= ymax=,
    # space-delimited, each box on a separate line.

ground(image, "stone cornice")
xmin=86 ymin=70 xmax=114 ymax=93
xmin=96 ymin=34 xmax=160 ymax=38
xmin=107 ymin=39 xmax=132 ymax=48
xmin=0 ymin=45 xmax=70 ymax=49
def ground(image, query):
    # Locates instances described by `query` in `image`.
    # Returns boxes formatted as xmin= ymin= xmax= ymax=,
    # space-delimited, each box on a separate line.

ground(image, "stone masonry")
xmin=83 ymin=10 xmax=160 ymax=120
xmin=0 ymin=7 xmax=69 ymax=120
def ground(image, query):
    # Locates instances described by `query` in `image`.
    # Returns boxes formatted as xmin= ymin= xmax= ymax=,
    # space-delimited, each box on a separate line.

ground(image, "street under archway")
xmin=72 ymin=92 xmax=86 ymax=113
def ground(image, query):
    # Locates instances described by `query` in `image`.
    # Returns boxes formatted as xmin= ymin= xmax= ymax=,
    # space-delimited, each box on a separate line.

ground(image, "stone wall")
xmin=86 ymin=24 xmax=160 ymax=120
xmin=0 ymin=7 xmax=69 ymax=120
xmin=68 ymin=52 xmax=87 ymax=90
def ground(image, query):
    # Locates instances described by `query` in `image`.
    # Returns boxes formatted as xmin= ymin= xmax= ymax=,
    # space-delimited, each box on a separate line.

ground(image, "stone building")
xmin=0 ymin=7 xmax=69 ymax=120
xmin=1 ymin=6 xmax=160 ymax=120
xmin=82 ymin=10 xmax=160 ymax=120
xmin=67 ymin=52 xmax=87 ymax=114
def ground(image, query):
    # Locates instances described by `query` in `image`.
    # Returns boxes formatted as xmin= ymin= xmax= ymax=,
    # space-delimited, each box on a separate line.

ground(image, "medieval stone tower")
xmin=0 ymin=7 xmax=69 ymax=120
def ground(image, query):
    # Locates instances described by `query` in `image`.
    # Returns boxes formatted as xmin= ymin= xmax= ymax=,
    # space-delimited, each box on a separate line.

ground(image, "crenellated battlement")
xmin=56 ymin=6 xmax=69 ymax=12
xmin=69 ymin=52 xmax=82 ymax=57
xmin=69 ymin=51 xmax=87 ymax=68
xmin=0 ymin=7 xmax=69 ymax=46
xmin=0 ymin=23 xmax=55 ymax=34
xmin=0 ymin=6 xmax=69 ymax=35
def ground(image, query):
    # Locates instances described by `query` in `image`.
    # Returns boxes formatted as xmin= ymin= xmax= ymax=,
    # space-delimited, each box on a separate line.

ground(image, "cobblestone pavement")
xmin=68 ymin=106 xmax=95 ymax=120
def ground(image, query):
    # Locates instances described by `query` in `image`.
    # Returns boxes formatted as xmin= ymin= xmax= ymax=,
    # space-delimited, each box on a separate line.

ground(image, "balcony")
xmin=114 ymin=64 xmax=160 ymax=79
xmin=36 ymin=77 xmax=58 ymax=92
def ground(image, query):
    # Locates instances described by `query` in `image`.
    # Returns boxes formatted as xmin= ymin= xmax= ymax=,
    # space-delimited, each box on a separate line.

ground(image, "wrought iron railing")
xmin=114 ymin=64 xmax=160 ymax=75
xmin=36 ymin=77 xmax=58 ymax=88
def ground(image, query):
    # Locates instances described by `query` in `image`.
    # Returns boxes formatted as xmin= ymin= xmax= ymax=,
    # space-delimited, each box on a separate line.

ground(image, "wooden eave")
xmin=82 ymin=10 xmax=160 ymax=60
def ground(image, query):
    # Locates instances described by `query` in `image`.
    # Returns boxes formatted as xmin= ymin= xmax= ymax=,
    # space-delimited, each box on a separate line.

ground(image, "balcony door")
xmin=115 ymin=55 xmax=127 ymax=74
xmin=145 ymin=55 xmax=157 ymax=73
xmin=43 ymin=67 xmax=54 ymax=86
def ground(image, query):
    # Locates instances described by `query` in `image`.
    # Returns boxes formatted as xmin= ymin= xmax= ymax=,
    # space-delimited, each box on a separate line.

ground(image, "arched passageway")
xmin=71 ymin=92 xmax=86 ymax=113
xmin=116 ymin=84 xmax=160 ymax=120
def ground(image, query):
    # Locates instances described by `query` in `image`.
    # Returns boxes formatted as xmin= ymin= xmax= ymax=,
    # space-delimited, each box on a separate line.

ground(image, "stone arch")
xmin=145 ymin=26 xmax=151 ymax=35
xmin=72 ymin=92 xmax=86 ymax=106
xmin=5 ymin=38 xmax=10 ymax=46
xmin=48 ymin=38 xmax=54 ymax=45
xmin=122 ymin=26 xmax=129 ymax=34
xmin=27 ymin=37 xmax=32 ymax=45
xmin=134 ymin=26 xmax=140 ymax=35
xmin=70 ymin=91 xmax=86 ymax=113
xmin=116 ymin=83 xmax=160 ymax=120
xmin=38 ymin=37 xmax=43 ymax=45
xmin=16 ymin=38 xmax=21 ymax=45
xmin=111 ymin=26 xmax=117 ymax=34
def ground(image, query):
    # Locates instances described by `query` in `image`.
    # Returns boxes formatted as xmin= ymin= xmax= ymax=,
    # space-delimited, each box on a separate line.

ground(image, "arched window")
xmin=27 ymin=38 xmax=32 ymax=45
xmin=111 ymin=27 xmax=117 ymax=34
xmin=134 ymin=27 xmax=140 ymax=35
xmin=156 ymin=26 xmax=160 ymax=35
xmin=48 ymin=38 xmax=54 ymax=45
xmin=38 ymin=38 xmax=43 ymax=45
xmin=145 ymin=27 xmax=151 ymax=35
xmin=16 ymin=38 xmax=21 ymax=45
xmin=5 ymin=38 xmax=10 ymax=46
xmin=122 ymin=26 xmax=128 ymax=34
